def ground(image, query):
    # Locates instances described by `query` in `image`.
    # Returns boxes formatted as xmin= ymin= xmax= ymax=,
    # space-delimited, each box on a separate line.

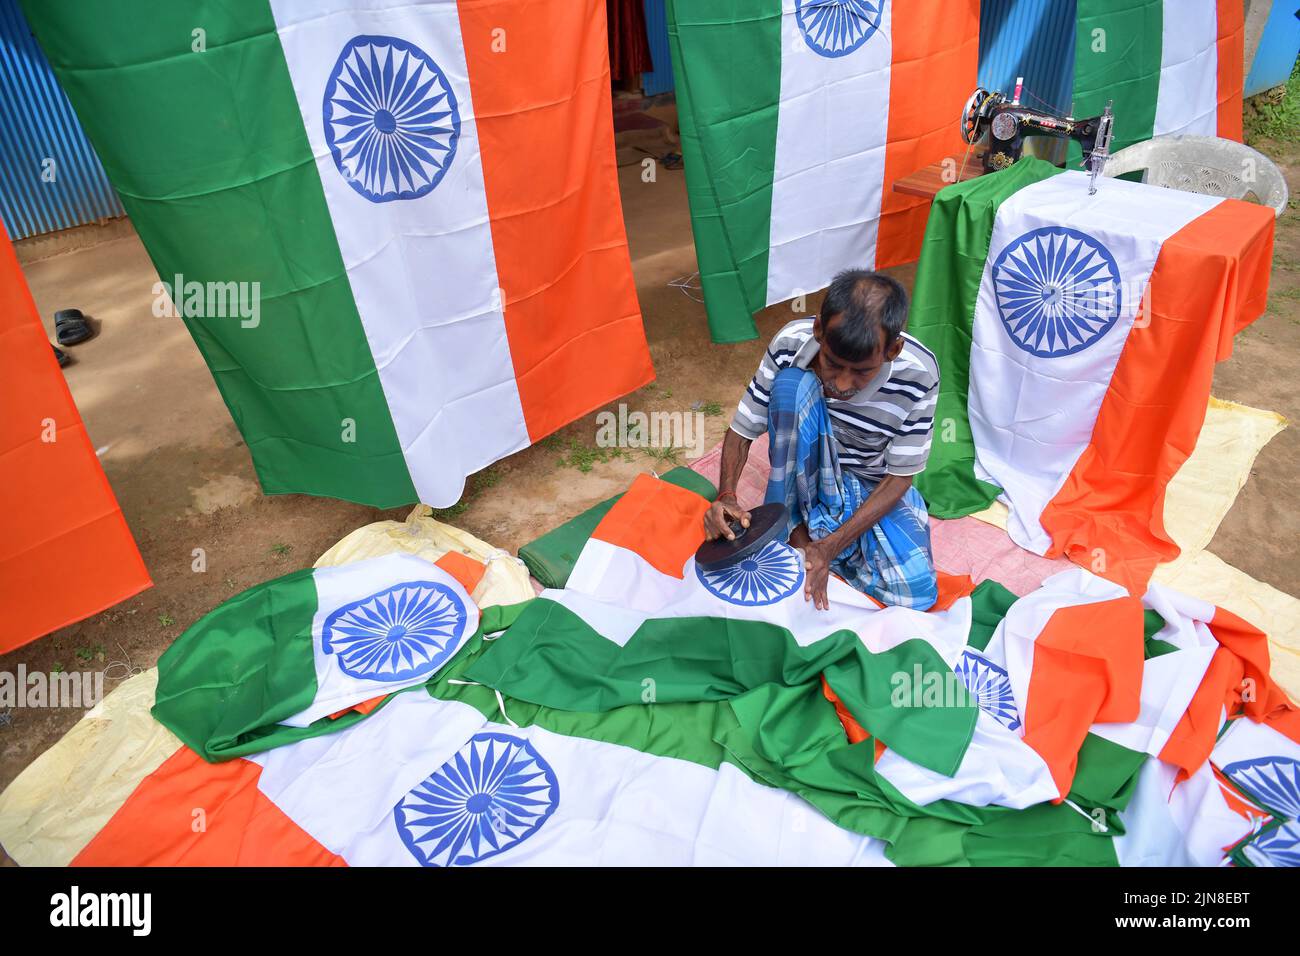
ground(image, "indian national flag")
xmin=666 ymin=0 xmax=979 ymax=343
xmin=153 ymin=552 xmax=482 ymax=761
xmin=1073 ymin=0 xmax=1244 ymax=156
xmin=78 ymin=685 xmax=892 ymax=866
xmin=468 ymin=473 xmax=981 ymax=777
xmin=910 ymin=158 xmax=1274 ymax=593
xmin=1118 ymin=714 xmax=1300 ymax=867
xmin=23 ymin=0 xmax=652 ymax=508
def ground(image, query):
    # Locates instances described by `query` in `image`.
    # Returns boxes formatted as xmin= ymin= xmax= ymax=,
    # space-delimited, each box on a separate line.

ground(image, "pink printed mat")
xmin=689 ymin=435 xmax=1070 ymax=596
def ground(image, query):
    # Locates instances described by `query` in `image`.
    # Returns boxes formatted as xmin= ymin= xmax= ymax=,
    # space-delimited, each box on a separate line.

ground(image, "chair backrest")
xmin=1102 ymin=135 xmax=1289 ymax=218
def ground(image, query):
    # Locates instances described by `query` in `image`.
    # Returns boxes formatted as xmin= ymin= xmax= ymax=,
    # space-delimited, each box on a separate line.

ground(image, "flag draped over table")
xmin=909 ymin=158 xmax=1274 ymax=594
xmin=21 ymin=0 xmax=652 ymax=509
xmin=666 ymin=0 xmax=980 ymax=343
xmin=1073 ymin=0 xmax=1243 ymax=157
xmin=0 ymin=227 xmax=151 ymax=650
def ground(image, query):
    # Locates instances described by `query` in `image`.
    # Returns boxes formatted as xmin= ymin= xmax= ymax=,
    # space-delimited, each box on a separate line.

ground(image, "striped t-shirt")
xmin=731 ymin=317 xmax=939 ymax=480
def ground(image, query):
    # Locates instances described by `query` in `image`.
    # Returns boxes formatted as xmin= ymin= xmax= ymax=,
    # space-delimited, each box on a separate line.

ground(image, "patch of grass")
xmin=696 ymin=400 xmax=724 ymax=417
xmin=51 ymin=662 xmax=63 ymax=675
xmin=158 ymin=613 xmax=176 ymax=628
xmin=1245 ymin=61 xmax=1300 ymax=145
xmin=642 ymin=445 xmax=685 ymax=467
xmin=430 ymin=466 xmax=503 ymax=521
xmin=74 ymin=644 xmax=105 ymax=664
xmin=269 ymin=542 xmax=293 ymax=556
xmin=556 ymin=438 xmax=633 ymax=473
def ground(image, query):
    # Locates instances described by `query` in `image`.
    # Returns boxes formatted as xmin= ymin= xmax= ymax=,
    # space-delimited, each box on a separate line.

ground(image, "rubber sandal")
xmin=55 ymin=308 xmax=94 ymax=346
xmin=52 ymin=345 xmax=70 ymax=368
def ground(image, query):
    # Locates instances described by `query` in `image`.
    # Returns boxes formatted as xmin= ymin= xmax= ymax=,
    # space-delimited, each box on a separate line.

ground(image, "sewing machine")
xmin=960 ymin=87 xmax=1114 ymax=193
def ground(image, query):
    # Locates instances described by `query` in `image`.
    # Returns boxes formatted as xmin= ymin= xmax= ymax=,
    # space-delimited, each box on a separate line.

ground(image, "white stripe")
xmin=1115 ymin=760 xmax=1253 ymax=866
xmin=252 ymin=693 xmax=892 ymax=865
xmin=284 ymin=553 xmax=478 ymax=728
xmin=562 ymin=537 xmax=971 ymax=664
xmin=268 ymin=1 xmax=529 ymax=507
xmin=876 ymin=709 xmax=1057 ymax=810
xmin=1153 ymin=0 xmax=1220 ymax=137
xmin=968 ymin=172 xmax=1221 ymax=553
xmin=766 ymin=0 xmax=892 ymax=305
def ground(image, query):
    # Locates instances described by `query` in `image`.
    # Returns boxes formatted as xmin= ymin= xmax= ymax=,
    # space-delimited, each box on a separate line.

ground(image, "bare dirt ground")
xmin=2 ymin=119 xmax=1297 ymax=799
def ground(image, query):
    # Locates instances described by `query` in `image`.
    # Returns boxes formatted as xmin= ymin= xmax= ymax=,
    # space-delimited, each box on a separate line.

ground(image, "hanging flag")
xmin=79 ymin=687 xmax=892 ymax=866
xmin=0 ymin=226 xmax=150 ymax=651
xmin=910 ymin=158 xmax=1274 ymax=593
xmin=153 ymin=552 xmax=483 ymax=761
xmin=1073 ymin=0 xmax=1243 ymax=158
xmin=22 ymin=0 xmax=652 ymax=508
xmin=666 ymin=0 xmax=980 ymax=343
xmin=468 ymin=473 xmax=981 ymax=776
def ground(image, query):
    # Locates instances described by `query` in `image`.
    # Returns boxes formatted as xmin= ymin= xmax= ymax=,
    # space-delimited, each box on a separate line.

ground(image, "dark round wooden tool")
xmin=694 ymin=503 xmax=790 ymax=573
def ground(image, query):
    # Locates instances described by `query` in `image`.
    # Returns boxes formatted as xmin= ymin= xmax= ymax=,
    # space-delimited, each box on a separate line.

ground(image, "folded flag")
xmin=1073 ymin=0 xmax=1243 ymax=158
xmin=22 ymin=0 xmax=652 ymax=508
xmin=666 ymin=0 xmax=979 ymax=342
xmin=910 ymin=158 xmax=1274 ymax=593
xmin=80 ymin=684 xmax=892 ymax=867
xmin=469 ymin=473 xmax=979 ymax=776
xmin=153 ymin=552 xmax=482 ymax=761
xmin=1117 ymin=714 xmax=1300 ymax=867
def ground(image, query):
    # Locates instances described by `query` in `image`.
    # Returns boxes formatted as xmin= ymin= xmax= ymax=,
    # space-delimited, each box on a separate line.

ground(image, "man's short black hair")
xmin=819 ymin=269 xmax=908 ymax=362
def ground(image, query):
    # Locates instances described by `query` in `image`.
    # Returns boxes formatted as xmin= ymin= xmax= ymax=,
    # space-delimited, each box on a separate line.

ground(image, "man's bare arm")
xmin=812 ymin=474 xmax=913 ymax=557
xmin=703 ymin=428 xmax=754 ymax=540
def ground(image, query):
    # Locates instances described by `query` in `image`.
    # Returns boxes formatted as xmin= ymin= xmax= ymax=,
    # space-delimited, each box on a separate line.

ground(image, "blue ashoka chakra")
xmin=955 ymin=649 xmax=1021 ymax=731
xmin=992 ymin=226 xmax=1123 ymax=358
xmin=1242 ymin=820 xmax=1300 ymax=868
xmin=323 ymin=35 xmax=461 ymax=203
xmin=321 ymin=580 xmax=469 ymax=682
xmin=1223 ymin=756 xmax=1300 ymax=820
xmin=796 ymin=0 xmax=882 ymax=58
xmin=696 ymin=540 xmax=805 ymax=607
xmin=395 ymin=732 xmax=559 ymax=867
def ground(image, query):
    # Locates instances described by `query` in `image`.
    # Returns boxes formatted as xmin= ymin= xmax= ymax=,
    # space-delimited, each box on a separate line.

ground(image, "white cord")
xmin=445 ymin=679 xmax=518 ymax=728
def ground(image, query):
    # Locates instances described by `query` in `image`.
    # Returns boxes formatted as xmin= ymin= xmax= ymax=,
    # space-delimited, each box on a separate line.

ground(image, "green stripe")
xmin=467 ymin=597 xmax=978 ymax=777
xmin=1071 ymin=0 xmax=1164 ymax=166
xmin=21 ymin=2 xmax=418 ymax=508
xmin=666 ymin=0 xmax=783 ymax=343
xmin=909 ymin=158 xmax=1062 ymax=517
xmin=718 ymin=679 xmax=1131 ymax=866
xmin=152 ymin=567 xmax=323 ymax=761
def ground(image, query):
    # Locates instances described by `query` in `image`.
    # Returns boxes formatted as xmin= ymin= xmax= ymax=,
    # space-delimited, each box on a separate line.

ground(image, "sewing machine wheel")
xmin=961 ymin=87 xmax=998 ymax=145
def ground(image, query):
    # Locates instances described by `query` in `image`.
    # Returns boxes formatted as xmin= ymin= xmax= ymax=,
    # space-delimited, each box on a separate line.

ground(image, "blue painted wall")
xmin=1246 ymin=0 xmax=1300 ymax=97
xmin=0 ymin=0 xmax=125 ymax=240
xmin=978 ymin=0 xmax=1077 ymax=115
xmin=642 ymin=0 xmax=675 ymax=96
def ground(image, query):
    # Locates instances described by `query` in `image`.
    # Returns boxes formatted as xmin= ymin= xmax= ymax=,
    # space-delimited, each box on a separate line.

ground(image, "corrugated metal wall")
xmin=0 ymin=0 xmax=124 ymax=241
xmin=978 ymin=0 xmax=1077 ymax=116
xmin=641 ymin=1 xmax=1080 ymax=109
xmin=641 ymin=0 xmax=675 ymax=96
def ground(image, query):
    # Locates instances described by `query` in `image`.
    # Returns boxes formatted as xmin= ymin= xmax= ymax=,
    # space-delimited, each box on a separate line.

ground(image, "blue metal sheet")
xmin=1245 ymin=0 xmax=1300 ymax=97
xmin=979 ymin=0 xmax=1077 ymax=116
xmin=641 ymin=0 xmax=675 ymax=96
xmin=0 ymin=0 xmax=124 ymax=240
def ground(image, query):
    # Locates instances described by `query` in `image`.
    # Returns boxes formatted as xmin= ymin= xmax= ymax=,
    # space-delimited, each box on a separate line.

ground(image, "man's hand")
xmin=704 ymin=495 xmax=751 ymax=541
xmin=800 ymin=539 xmax=832 ymax=610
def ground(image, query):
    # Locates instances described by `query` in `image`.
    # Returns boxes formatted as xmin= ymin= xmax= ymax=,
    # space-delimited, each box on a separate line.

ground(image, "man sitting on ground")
xmin=704 ymin=269 xmax=940 ymax=611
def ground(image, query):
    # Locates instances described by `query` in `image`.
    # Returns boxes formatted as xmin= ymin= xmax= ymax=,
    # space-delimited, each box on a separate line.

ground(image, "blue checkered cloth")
xmin=763 ymin=367 xmax=938 ymax=610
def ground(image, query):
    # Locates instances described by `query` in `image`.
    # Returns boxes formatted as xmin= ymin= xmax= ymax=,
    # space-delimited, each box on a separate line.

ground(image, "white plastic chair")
xmin=1103 ymin=134 xmax=1289 ymax=219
